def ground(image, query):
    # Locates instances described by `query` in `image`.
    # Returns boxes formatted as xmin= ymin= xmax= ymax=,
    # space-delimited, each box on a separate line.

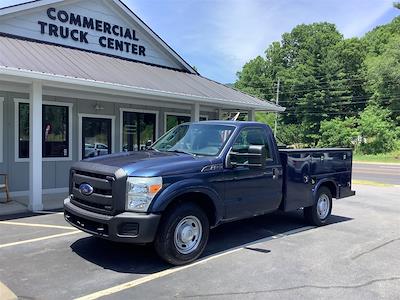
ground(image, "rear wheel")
xmin=304 ymin=187 xmax=332 ymax=226
xmin=154 ymin=202 xmax=209 ymax=265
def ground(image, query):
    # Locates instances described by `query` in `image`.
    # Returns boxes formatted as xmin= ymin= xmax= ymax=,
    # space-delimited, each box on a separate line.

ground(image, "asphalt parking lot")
xmin=0 ymin=184 xmax=399 ymax=300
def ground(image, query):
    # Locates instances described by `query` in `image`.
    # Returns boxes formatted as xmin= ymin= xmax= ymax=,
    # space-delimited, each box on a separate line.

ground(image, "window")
xmin=16 ymin=101 xmax=71 ymax=160
xmin=43 ymin=105 xmax=69 ymax=158
xmin=0 ymin=97 xmax=3 ymax=163
xmin=165 ymin=113 xmax=208 ymax=132
xmin=82 ymin=117 xmax=112 ymax=159
xmin=122 ymin=111 xmax=156 ymax=151
xmin=166 ymin=115 xmax=190 ymax=131
xmin=153 ymin=123 xmax=234 ymax=156
xmin=18 ymin=102 xmax=30 ymax=159
xmin=232 ymin=128 xmax=272 ymax=161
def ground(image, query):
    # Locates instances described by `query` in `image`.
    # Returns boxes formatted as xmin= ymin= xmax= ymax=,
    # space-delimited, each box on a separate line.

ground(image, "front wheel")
xmin=154 ymin=202 xmax=209 ymax=265
xmin=304 ymin=187 xmax=332 ymax=226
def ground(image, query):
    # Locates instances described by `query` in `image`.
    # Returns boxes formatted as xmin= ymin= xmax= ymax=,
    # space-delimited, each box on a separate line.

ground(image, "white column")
xmin=29 ymin=81 xmax=43 ymax=211
xmin=248 ymin=110 xmax=256 ymax=121
xmin=191 ymin=102 xmax=200 ymax=122
xmin=217 ymin=109 xmax=223 ymax=120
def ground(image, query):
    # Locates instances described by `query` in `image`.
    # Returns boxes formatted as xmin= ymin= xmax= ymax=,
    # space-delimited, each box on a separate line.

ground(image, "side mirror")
xmin=228 ymin=145 xmax=267 ymax=168
xmin=145 ymin=140 xmax=153 ymax=150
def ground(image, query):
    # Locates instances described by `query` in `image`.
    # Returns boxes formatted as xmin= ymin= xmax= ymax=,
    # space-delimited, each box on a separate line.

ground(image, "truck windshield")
xmin=152 ymin=123 xmax=235 ymax=156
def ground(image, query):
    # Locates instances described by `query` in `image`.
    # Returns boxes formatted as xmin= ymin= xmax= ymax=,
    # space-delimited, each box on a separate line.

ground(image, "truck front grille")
xmin=70 ymin=168 xmax=126 ymax=215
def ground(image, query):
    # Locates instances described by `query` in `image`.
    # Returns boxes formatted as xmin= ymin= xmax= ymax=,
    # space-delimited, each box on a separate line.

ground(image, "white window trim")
xmin=79 ymin=113 xmax=116 ymax=161
xmin=14 ymin=99 xmax=74 ymax=162
xmin=0 ymin=97 xmax=4 ymax=163
xmin=164 ymin=112 xmax=208 ymax=133
xmin=119 ymin=108 xmax=159 ymax=152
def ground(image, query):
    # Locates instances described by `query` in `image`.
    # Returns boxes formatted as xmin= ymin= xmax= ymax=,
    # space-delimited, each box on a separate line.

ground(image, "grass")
xmin=353 ymin=150 xmax=400 ymax=164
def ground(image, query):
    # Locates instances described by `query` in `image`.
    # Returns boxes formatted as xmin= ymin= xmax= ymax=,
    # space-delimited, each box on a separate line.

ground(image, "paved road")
xmin=353 ymin=163 xmax=399 ymax=185
xmin=0 ymin=184 xmax=399 ymax=299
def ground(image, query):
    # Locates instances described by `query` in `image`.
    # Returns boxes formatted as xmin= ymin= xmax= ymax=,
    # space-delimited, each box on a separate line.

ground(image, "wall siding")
xmin=0 ymin=90 xmax=217 ymax=193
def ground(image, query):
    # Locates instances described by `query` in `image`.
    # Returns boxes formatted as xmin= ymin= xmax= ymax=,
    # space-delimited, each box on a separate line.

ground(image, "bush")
xmin=358 ymin=104 xmax=397 ymax=154
xmin=317 ymin=117 xmax=359 ymax=148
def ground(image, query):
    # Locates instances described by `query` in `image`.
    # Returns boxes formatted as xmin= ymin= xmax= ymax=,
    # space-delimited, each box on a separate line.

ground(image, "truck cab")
xmin=64 ymin=121 xmax=355 ymax=265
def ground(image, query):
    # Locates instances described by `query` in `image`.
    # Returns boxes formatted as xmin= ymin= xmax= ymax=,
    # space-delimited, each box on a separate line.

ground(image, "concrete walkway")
xmin=0 ymin=193 xmax=66 ymax=217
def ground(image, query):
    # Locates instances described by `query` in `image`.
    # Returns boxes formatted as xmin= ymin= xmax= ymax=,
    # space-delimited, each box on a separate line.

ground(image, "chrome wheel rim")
xmin=317 ymin=194 xmax=330 ymax=219
xmin=174 ymin=216 xmax=202 ymax=255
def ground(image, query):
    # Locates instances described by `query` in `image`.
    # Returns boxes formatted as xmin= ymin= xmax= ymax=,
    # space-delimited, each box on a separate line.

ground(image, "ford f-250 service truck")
xmin=64 ymin=121 xmax=355 ymax=265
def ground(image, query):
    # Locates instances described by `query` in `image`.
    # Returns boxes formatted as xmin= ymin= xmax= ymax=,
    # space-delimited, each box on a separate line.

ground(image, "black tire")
xmin=154 ymin=202 xmax=209 ymax=266
xmin=304 ymin=187 xmax=332 ymax=226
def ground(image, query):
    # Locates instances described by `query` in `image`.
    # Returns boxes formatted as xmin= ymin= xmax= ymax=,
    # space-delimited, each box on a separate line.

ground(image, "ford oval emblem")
xmin=79 ymin=183 xmax=94 ymax=196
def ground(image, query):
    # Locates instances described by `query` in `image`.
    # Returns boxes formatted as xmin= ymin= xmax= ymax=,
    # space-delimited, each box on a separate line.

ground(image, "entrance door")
xmin=122 ymin=111 xmax=156 ymax=151
xmin=82 ymin=117 xmax=112 ymax=159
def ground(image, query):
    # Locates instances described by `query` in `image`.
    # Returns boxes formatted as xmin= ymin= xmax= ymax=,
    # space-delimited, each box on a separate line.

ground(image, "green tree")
xmin=364 ymin=36 xmax=400 ymax=121
xmin=318 ymin=117 xmax=359 ymax=148
xmin=359 ymin=105 xmax=397 ymax=154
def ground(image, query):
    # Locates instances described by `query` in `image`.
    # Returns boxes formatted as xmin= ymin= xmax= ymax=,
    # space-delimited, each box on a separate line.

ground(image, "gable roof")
xmin=0 ymin=35 xmax=284 ymax=111
xmin=0 ymin=0 xmax=198 ymax=74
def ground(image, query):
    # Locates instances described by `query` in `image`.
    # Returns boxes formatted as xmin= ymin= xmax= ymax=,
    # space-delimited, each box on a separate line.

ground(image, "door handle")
xmin=272 ymin=168 xmax=279 ymax=180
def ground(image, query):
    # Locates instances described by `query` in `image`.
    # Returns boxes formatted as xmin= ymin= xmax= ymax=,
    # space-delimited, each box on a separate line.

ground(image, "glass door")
xmin=82 ymin=117 xmax=112 ymax=159
xmin=122 ymin=111 xmax=156 ymax=151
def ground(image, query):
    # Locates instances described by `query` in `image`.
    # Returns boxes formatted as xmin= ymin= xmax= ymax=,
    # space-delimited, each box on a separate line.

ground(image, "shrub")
xmin=358 ymin=104 xmax=397 ymax=154
xmin=318 ymin=117 xmax=359 ymax=148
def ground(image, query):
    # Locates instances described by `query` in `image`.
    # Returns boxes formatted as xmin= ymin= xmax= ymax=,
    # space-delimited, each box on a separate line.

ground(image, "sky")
xmin=0 ymin=0 xmax=398 ymax=83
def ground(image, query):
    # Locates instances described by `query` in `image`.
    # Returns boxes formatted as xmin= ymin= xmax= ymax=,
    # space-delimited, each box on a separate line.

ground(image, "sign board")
xmin=0 ymin=0 xmax=185 ymax=70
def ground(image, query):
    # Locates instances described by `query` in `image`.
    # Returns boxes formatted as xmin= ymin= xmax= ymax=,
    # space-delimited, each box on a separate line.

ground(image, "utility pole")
xmin=274 ymin=78 xmax=280 ymax=138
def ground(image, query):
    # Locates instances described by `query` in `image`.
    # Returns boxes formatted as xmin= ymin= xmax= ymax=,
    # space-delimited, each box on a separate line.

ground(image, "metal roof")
xmin=0 ymin=35 xmax=285 ymax=111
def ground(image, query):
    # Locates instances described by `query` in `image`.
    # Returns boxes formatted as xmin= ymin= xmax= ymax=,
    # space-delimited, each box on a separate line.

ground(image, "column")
xmin=191 ymin=103 xmax=200 ymax=122
xmin=248 ymin=110 xmax=255 ymax=121
xmin=29 ymin=81 xmax=43 ymax=211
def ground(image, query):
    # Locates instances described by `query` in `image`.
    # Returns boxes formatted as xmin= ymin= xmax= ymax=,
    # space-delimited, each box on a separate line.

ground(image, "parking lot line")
xmin=0 ymin=231 xmax=82 ymax=249
xmin=0 ymin=221 xmax=75 ymax=230
xmin=75 ymin=226 xmax=313 ymax=300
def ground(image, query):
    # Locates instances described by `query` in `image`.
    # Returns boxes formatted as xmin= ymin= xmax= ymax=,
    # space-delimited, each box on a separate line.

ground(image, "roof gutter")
xmin=0 ymin=66 xmax=285 ymax=112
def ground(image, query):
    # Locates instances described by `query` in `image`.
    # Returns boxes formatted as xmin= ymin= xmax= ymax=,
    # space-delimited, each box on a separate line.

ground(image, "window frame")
xmin=164 ymin=112 xmax=208 ymax=133
xmin=79 ymin=113 xmax=115 ymax=161
xmin=14 ymin=99 xmax=73 ymax=162
xmin=0 ymin=97 xmax=3 ymax=163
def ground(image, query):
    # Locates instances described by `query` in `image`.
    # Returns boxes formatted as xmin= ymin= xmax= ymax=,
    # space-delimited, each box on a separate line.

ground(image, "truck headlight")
xmin=126 ymin=177 xmax=163 ymax=212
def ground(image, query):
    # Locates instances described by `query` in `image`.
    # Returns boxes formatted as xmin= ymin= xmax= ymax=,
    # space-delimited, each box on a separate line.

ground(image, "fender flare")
xmin=149 ymin=179 xmax=224 ymax=224
xmin=313 ymin=178 xmax=339 ymax=200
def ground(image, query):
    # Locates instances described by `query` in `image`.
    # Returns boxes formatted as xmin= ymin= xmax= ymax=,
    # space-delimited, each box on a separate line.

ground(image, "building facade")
xmin=0 ymin=0 xmax=284 ymax=210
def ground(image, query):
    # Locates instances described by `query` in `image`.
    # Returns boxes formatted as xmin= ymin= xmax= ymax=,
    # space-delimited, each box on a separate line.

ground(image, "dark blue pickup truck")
xmin=64 ymin=121 xmax=355 ymax=265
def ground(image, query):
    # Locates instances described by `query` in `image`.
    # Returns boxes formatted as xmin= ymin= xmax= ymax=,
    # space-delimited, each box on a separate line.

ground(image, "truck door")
xmin=224 ymin=127 xmax=282 ymax=219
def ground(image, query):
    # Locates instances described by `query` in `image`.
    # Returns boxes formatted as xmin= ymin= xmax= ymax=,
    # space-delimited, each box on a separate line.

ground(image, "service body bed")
xmin=279 ymin=148 xmax=355 ymax=212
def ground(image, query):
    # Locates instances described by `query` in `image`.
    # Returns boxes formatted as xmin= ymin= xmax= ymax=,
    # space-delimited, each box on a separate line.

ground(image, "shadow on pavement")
xmin=0 ymin=209 xmax=63 ymax=221
xmin=70 ymin=210 xmax=352 ymax=275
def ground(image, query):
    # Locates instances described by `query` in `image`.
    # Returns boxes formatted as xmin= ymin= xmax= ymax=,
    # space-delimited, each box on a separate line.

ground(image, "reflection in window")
xmin=82 ymin=117 xmax=111 ymax=159
xmin=18 ymin=103 xmax=70 ymax=159
xmin=18 ymin=102 xmax=29 ymax=159
xmin=166 ymin=115 xmax=190 ymax=131
xmin=43 ymin=105 xmax=69 ymax=157
xmin=123 ymin=112 xmax=156 ymax=151
xmin=166 ymin=114 xmax=208 ymax=131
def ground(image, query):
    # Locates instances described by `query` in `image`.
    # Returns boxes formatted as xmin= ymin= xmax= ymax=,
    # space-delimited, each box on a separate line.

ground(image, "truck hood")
xmin=84 ymin=151 xmax=215 ymax=177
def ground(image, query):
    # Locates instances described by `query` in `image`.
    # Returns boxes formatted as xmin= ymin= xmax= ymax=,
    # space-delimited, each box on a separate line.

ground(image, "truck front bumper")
xmin=64 ymin=198 xmax=161 ymax=244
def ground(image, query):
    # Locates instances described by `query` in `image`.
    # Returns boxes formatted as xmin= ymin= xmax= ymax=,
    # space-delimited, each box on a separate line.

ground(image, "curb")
xmin=0 ymin=281 xmax=17 ymax=300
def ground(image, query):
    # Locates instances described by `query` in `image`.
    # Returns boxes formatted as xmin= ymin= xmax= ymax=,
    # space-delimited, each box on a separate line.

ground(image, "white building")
xmin=0 ymin=0 xmax=284 ymax=211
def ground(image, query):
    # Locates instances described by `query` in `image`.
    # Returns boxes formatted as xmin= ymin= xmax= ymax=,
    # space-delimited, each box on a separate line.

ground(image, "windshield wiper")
xmin=167 ymin=149 xmax=194 ymax=156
